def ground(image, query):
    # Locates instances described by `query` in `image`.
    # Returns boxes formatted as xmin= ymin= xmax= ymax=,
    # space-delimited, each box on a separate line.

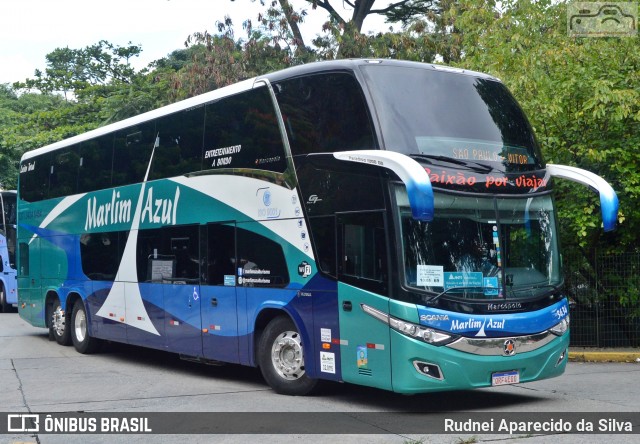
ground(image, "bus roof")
xmin=259 ymin=58 xmax=497 ymax=83
xmin=20 ymin=59 xmax=498 ymax=162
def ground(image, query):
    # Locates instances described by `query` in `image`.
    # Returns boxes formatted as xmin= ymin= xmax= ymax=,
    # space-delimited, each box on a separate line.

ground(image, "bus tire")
xmin=0 ymin=283 xmax=9 ymax=312
xmin=50 ymin=299 xmax=71 ymax=346
xmin=257 ymin=316 xmax=317 ymax=396
xmin=71 ymin=301 xmax=101 ymax=354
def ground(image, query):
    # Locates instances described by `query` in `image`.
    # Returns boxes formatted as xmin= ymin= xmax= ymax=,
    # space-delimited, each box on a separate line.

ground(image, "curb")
xmin=568 ymin=350 xmax=640 ymax=363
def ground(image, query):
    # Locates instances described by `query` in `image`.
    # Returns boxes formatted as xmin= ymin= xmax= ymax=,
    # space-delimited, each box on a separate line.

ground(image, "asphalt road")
xmin=0 ymin=312 xmax=638 ymax=444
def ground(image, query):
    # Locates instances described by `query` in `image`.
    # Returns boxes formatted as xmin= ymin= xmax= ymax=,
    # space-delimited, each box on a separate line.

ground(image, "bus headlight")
xmin=550 ymin=315 xmax=570 ymax=336
xmin=361 ymin=304 xmax=455 ymax=345
xmin=389 ymin=317 xmax=453 ymax=345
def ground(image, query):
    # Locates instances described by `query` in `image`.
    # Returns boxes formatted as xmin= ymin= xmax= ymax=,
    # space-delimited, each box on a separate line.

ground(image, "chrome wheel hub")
xmin=271 ymin=331 xmax=305 ymax=380
xmin=74 ymin=308 xmax=87 ymax=342
xmin=52 ymin=306 xmax=65 ymax=336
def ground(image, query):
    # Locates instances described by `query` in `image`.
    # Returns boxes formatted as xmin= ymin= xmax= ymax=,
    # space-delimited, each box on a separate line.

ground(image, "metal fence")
xmin=564 ymin=251 xmax=640 ymax=347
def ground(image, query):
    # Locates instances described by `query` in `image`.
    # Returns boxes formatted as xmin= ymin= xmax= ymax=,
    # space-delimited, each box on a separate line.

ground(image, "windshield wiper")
xmin=507 ymin=283 xmax=561 ymax=298
xmin=411 ymin=154 xmax=495 ymax=174
xmin=425 ymin=286 xmax=486 ymax=306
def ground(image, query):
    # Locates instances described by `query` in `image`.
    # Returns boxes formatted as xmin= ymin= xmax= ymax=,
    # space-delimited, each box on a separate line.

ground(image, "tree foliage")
xmin=230 ymin=0 xmax=443 ymax=58
xmin=13 ymin=41 xmax=143 ymax=100
xmin=451 ymin=0 xmax=639 ymax=256
xmin=1 ymin=41 xmax=177 ymax=189
xmin=1 ymin=0 xmax=638 ymax=269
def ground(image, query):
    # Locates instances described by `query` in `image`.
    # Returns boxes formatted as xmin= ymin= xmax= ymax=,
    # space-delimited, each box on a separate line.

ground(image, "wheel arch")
xmin=45 ymin=291 xmax=83 ymax=327
xmin=252 ymin=306 xmax=317 ymax=378
xmin=44 ymin=291 xmax=61 ymax=328
xmin=253 ymin=307 xmax=291 ymax=367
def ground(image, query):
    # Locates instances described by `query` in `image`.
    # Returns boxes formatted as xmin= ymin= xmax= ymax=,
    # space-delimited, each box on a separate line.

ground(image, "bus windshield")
xmin=360 ymin=65 xmax=544 ymax=172
xmin=395 ymin=185 xmax=562 ymax=300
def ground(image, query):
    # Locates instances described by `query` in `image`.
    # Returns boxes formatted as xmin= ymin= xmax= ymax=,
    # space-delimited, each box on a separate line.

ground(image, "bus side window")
xmin=338 ymin=212 xmax=387 ymax=295
xmin=152 ymin=106 xmax=205 ymax=180
xmin=273 ymin=73 xmax=376 ymax=156
xmin=236 ymin=223 xmax=289 ymax=288
xmin=136 ymin=225 xmax=199 ymax=284
xmin=49 ymin=146 xmax=81 ymax=199
xmin=80 ymin=231 xmax=127 ymax=281
xmin=113 ymin=122 xmax=156 ymax=187
xmin=78 ymin=135 xmax=114 ymax=193
xmin=20 ymin=153 xmax=51 ymax=202
xmin=203 ymin=87 xmax=287 ymax=174
xmin=308 ymin=216 xmax=337 ymax=277
xmin=206 ymin=223 xmax=236 ymax=286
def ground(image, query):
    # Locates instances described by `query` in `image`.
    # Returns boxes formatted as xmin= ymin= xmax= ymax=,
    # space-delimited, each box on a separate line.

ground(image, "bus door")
xmin=336 ymin=211 xmax=392 ymax=391
xmin=201 ymin=222 xmax=240 ymax=364
xmin=158 ymin=226 xmax=202 ymax=357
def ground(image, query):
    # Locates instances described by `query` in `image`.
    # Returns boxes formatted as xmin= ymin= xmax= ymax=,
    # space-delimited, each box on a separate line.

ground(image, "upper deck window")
xmin=273 ymin=72 xmax=376 ymax=157
xmin=360 ymin=65 xmax=544 ymax=172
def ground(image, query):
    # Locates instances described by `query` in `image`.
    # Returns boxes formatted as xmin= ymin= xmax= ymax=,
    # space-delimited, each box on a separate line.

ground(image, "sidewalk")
xmin=568 ymin=347 xmax=640 ymax=363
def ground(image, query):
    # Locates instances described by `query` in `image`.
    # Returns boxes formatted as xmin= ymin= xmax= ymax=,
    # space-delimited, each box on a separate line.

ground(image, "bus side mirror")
xmin=333 ymin=150 xmax=434 ymax=221
xmin=546 ymin=164 xmax=619 ymax=232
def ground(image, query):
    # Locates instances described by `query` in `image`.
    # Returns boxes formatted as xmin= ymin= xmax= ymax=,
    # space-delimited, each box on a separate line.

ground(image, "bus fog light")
xmin=555 ymin=348 xmax=567 ymax=367
xmin=413 ymin=361 xmax=443 ymax=380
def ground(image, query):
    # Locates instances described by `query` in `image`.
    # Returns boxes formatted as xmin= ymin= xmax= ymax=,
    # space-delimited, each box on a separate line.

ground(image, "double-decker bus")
xmin=17 ymin=59 xmax=618 ymax=395
xmin=1 ymin=189 xmax=17 ymax=312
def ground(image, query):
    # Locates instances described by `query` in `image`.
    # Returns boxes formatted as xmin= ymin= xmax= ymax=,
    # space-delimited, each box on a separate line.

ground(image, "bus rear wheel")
xmin=258 ymin=316 xmax=317 ymax=396
xmin=50 ymin=299 xmax=71 ymax=346
xmin=71 ymin=301 xmax=101 ymax=354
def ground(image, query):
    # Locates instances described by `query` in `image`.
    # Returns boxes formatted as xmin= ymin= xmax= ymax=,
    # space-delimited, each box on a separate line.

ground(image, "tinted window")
xmin=296 ymin=163 xmax=386 ymax=216
xmin=136 ymin=225 xmax=200 ymax=283
xmin=80 ymin=231 xmax=128 ymax=281
xmin=49 ymin=146 xmax=80 ymax=199
xmin=78 ymin=135 xmax=114 ymax=193
xmin=338 ymin=212 xmax=387 ymax=294
xmin=19 ymin=153 xmax=51 ymax=202
xmin=1 ymin=193 xmax=16 ymax=268
xmin=151 ymin=106 xmax=205 ymax=180
xmin=308 ymin=216 xmax=336 ymax=277
xmin=203 ymin=87 xmax=287 ymax=173
xmin=1 ymin=192 xmax=16 ymax=226
xmin=273 ymin=72 xmax=376 ymax=156
xmin=206 ymin=223 xmax=236 ymax=286
xmin=112 ymin=122 xmax=156 ymax=187
xmin=237 ymin=224 xmax=289 ymax=288
xmin=361 ymin=65 xmax=543 ymax=172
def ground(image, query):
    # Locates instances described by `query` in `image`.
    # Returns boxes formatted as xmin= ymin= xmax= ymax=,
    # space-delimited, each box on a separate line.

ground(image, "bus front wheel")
xmin=50 ymin=299 xmax=71 ymax=346
xmin=71 ymin=301 xmax=101 ymax=354
xmin=258 ymin=316 xmax=317 ymax=396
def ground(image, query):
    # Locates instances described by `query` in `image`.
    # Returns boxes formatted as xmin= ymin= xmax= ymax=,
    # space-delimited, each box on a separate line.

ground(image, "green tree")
xmin=172 ymin=16 xmax=302 ymax=99
xmin=14 ymin=41 xmax=143 ymax=101
xmin=3 ymin=41 xmax=176 ymax=189
xmin=0 ymin=84 xmax=88 ymax=189
xmin=230 ymin=0 xmax=442 ymax=58
xmin=451 ymin=0 xmax=640 ymax=336
xmin=452 ymin=0 xmax=639 ymax=254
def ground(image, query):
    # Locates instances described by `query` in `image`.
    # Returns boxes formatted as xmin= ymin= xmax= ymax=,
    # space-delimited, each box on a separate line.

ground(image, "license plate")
xmin=492 ymin=370 xmax=520 ymax=386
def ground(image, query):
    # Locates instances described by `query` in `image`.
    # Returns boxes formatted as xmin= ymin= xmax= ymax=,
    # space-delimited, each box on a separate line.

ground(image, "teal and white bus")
xmin=1 ymin=189 xmax=17 ymax=312
xmin=17 ymin=59 xmax=618 ymax=395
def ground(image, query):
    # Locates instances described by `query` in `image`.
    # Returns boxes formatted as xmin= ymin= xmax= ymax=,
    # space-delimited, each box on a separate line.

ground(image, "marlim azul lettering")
xmin=85 ymin=186 xmax=180 ymax=230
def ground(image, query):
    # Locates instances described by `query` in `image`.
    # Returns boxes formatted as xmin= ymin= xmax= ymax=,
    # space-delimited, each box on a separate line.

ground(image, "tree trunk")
xmin=279 ymin=0 xmax=307 ymax=50
xmin=351 ymin=0 xmax=376 ymax=32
